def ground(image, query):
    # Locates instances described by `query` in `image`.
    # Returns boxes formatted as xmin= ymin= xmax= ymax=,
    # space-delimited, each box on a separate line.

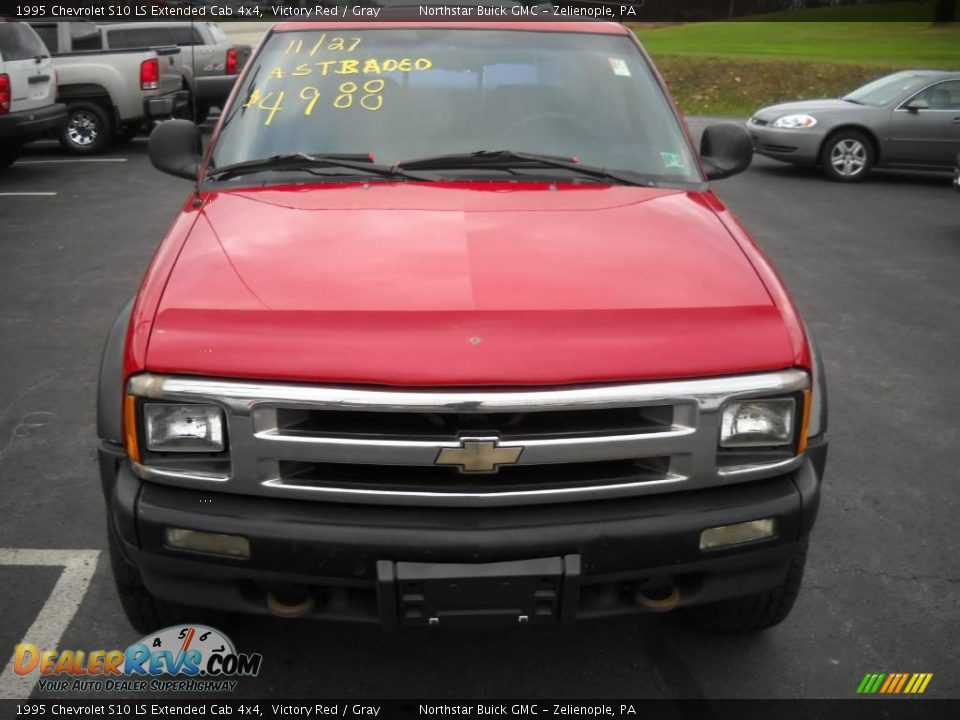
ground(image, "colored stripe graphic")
xmin=857 ymin=673 xmax=932 ymax=694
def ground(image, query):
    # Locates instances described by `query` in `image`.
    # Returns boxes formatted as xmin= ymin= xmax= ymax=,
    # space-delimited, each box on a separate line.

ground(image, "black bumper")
xmin=143 ymin=91 xmax=190 ymax=120
xmin=0 ymin=103 xmax=66 ymax=142
xmin=102 ymin=439 xmax=826 ymax=626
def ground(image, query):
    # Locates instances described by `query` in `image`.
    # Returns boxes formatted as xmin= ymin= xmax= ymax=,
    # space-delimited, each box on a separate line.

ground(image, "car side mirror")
xmin=149 ymin=120 xmax=201 ymax=181
xmin=700 ymin=122 xmax=753 ymax=180
xmin=904 ymin=99 xmax=929 ymax=112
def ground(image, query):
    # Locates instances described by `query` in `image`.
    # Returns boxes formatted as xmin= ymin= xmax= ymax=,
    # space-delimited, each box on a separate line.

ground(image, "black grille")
xmin=279 ymin=457 xmax=672 ymax=494
xmin=275 ymin=405 xmax=674 ymax=441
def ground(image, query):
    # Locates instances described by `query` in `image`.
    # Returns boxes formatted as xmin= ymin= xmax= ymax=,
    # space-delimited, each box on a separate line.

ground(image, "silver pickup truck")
xmin=98 ymin=22 xmax=251 ymax=123
xmin=28 ymin=20 xmax=185 ymax=154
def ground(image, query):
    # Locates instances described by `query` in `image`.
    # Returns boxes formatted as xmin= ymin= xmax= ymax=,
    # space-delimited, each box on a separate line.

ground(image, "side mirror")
xmin=149 ymin=119 xmax=201 ymax=181
xmin=904 ymin=99 xmax=929 ymax=112
xmin=700 ymin=122 xmax=753 ymax=180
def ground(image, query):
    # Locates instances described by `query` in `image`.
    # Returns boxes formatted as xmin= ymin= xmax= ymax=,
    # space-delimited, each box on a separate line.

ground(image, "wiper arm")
xmin=207 ymin=152 xmax=427 ymax=181
xmin=843 ymin=97 xmax=864 ymax=105
xmin=396 ymin=150 xmax=657 ymax=186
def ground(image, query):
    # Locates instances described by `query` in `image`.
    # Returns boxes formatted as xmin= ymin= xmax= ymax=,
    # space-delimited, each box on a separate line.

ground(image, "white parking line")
xmin=16 ymin=159 xmax=128 ymax=165
xmin=0 ymin=192 xmax=57 ymax=197
xmin=0 ymin=549 xmax=100 ymax=700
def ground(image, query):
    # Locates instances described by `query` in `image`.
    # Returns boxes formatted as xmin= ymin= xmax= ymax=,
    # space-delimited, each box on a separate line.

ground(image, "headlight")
xmin=144 ymin=403 xmax=225 ymax=453
xmin=720 ymin=399 xmax=795 ymax=448
xmin=772 ymin=114 xmax=817 ymax=129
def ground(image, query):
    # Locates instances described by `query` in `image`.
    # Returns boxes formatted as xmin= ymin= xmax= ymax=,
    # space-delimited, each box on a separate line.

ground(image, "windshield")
xmin=844 ymin=72 xmax=931 ymax=107
xmin=209 ymin=28 xmax=700 ymax=185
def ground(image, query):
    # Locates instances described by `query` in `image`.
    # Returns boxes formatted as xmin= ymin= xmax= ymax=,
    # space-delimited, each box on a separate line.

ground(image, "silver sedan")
xmin=748 ymin=70 xmax=960 ymax=182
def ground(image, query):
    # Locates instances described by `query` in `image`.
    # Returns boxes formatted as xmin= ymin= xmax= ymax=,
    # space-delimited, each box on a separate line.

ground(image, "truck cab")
xmin=27 ymin=20 xmax=185 ymax=153
xmin=99 ymin=21 xmax=827 ymax=635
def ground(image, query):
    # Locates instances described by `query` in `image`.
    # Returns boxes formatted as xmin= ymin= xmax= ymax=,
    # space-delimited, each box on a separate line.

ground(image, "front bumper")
xmin=0 ymin=102 xmax=66 ymax=142
xmin=102 ymin=437 xmax=826 ymax=626
xmin=747 ymin=121 xmax=825 ymax=166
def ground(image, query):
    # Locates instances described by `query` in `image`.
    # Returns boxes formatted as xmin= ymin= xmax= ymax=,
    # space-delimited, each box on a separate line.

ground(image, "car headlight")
xmin=720 ymin=399 xmax=795 ymax=448
xmin=144 ymin=403 xmax=225 ymax=453
xmin=772 ymin=114 xmax=817 ymax=129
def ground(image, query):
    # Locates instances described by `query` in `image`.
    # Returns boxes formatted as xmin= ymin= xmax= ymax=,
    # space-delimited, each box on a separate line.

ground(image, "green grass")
xmin=636 ymin=22 xmax=960 ymax=69
xmin=632 ymin=3 xmax=959 ymax=116
xmin=737 ymin=0 xmax=956 ymax=21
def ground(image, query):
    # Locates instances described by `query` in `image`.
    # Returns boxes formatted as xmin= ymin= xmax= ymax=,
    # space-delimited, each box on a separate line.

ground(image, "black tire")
xmin=115 ymin=123 xmax=142 ymax=145
xmin=686 ymin=547 xmax=807 ymax=633
xmin=820 ymin=130 xmax=874 ymax=182
xmin=59 ymin=101 xmax=113 ymax=155
xmin=107 ymin=518 xmax=223 ymax=634
xmin=0 ymin=143 xmax=22 ymax=168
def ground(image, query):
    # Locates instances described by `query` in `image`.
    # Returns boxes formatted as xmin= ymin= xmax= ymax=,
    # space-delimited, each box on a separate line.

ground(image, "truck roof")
xmin=272 ymin=21 xmax=630 ymax=34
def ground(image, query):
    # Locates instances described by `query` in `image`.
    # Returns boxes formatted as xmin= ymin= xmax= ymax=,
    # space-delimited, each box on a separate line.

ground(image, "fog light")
xmin=700 ymin=518 xmax=776 ymax=550
xmin=165 ymin=528 xmax=250 ymax=558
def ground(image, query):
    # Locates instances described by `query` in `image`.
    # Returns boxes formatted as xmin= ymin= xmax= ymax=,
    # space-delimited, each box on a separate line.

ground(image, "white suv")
xmin=0 ymin=20 xmax=66 ymax=167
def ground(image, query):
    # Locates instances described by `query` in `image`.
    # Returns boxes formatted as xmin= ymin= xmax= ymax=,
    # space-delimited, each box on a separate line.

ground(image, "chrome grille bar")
xmin=128 ymin=370 xmax=809 ymax=507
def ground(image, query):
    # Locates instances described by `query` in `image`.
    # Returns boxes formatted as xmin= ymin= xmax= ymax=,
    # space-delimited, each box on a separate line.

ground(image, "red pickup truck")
xmin=98 ymin=21 xmax=828 ymax=634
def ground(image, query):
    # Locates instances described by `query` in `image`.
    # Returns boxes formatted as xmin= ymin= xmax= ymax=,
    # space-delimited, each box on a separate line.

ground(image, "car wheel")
xmin=685 ymin=546 xmax=806 ymax=633
xmin=820 ymin=131 xmax=873 ymax=182
xmin=0 ymin=143 xmax=22 ymax=168
xmin=107 ymin=517 xmax=224 ymax=634
xmin=60 ymin=102 xmax=113 ymax=155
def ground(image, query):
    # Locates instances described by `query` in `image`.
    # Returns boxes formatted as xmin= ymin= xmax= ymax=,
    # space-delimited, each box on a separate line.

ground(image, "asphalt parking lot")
xmin=0 ymin=117 xmax=958 ymax=702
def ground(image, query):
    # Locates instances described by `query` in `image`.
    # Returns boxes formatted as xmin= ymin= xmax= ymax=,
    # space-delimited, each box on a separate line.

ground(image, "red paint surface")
xmin=128 ymin=182 xmax=808 ymax=387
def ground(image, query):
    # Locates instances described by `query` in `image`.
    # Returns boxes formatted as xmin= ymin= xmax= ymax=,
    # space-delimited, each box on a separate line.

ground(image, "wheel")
xmin=60 ymin=102 xmax=113 ymax=155
xmin=820 ymin=130 xmax=873 ymax=182
xmin=107 ymin=517 xmax=223 ymax=634
xmin=685 ymin=546 xmax=807 ymax=633
xmin=0 ymin=143 xmax=22 ymax=168
xmin=115 ymin=123 xmax=142 ymax=145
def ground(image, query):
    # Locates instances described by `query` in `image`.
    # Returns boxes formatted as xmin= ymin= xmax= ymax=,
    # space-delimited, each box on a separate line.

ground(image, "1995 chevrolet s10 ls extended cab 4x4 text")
xmin=97 ymin=21 xmax=828 ymax=634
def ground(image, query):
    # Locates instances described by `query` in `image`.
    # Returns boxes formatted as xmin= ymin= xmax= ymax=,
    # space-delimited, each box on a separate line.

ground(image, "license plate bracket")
xmin=377 ymin=555 xmax=581 ymax=629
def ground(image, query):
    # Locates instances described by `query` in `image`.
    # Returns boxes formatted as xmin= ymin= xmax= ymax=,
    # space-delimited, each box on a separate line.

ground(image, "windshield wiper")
xmin=207 ymin=152 xmax=427 ymax=182
xmin=843 ymin=97 xmax=865 ymax=105
xmin=396 ymin=150 xmax=658 ymax=187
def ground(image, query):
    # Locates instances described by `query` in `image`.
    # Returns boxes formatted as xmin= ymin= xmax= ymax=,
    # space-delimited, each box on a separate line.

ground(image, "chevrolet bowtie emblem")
xmin=435 ymin=437 xmax=524 ymax=473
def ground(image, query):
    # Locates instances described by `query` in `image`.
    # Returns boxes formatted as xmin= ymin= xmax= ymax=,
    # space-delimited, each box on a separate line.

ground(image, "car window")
xmin=211 ymin=28 xmax=700 ymax=186
xmin=168 ymin=26 xmax=206 ymax=46
xmin=844 ymin=72 xmax=930 ymax=107
xmin=70 ymin=22 xmax=103 ymax=51
xmin=909 ymin=80 xmax=960 ymax=111
xmin=30 ymin=24 xmax=59 ymax=55
xmin=107 ymin=28 xmax=172 ymax=49
xmin=0 ymin=22 xmax=50 ymax=61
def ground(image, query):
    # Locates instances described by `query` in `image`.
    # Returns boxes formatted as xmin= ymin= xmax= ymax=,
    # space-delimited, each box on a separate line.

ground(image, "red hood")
xmin=145 ymin=182 xmax=796 ymax=386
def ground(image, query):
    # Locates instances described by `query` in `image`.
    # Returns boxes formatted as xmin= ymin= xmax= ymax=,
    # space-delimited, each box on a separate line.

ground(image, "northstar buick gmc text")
xmin=97 ymin=21 xmax=828 ymax=634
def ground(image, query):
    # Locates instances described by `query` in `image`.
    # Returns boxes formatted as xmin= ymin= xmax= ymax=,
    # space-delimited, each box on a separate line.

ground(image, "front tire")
xmin=686 ymin=546 xmax=807 ymax=633
xmin=820 ymin=130 xmax=873 ymax=182
xmin=107 ymin=517 xmax=222 ymax=634
xmin=60 ymin=102 xmax=113 ymax=155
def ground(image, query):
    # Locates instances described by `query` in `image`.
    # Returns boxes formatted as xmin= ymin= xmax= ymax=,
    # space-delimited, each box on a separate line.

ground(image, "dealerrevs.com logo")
xmin=15 ymin=625 xmax=262 ymax=693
